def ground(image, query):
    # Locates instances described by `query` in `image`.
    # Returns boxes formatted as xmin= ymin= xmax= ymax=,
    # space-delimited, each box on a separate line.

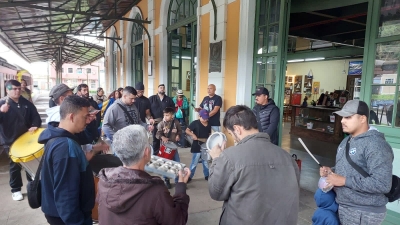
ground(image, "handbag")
xmin=345 ymin=139 xmax=400 ymax=202
xmin=27 ymin=138 xmax=57 ymax=209
xmin=176 ymin=108 xmax=183 ymax=119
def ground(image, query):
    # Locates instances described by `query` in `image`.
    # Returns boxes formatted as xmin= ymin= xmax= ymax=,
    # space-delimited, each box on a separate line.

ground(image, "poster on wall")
xmin=348 ymin=61 xmax=363 ymax=75
xmin=209 ymin=41 xmax=222 ymax=72
xmin=313 ymin=81 xmax=320 ymax=94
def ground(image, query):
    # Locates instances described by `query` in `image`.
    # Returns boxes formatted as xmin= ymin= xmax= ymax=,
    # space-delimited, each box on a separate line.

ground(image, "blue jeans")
xmin=211 ymin=126 xmax=220 ymax=132
xmin=189 ymin=153 xmax=209 ymax=179
xmin=163 ymin=150 xmax=180 ymax=183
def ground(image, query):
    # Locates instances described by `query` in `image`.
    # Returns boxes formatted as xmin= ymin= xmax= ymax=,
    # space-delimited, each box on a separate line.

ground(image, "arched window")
xmin=111 ymin=33 xmax=117 ymax=90
xmin=131 ymin=14 xmax=144 ymax=84
xmin=168 ymin=0 xmax=198 ymax=27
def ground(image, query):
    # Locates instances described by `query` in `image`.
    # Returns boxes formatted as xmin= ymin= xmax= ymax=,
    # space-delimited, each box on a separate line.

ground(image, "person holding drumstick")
xmin=0 ymin=79 xmax=41 ymax=201
xmin=156 ymin=107 xmax=182 ymax=189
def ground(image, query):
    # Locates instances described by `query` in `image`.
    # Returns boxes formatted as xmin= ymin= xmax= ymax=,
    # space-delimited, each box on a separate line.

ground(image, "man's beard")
xmin=158 ymin=91 xmax=165 ymax=95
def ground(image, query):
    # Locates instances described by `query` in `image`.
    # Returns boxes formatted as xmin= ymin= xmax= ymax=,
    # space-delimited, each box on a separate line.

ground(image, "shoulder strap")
xmin=345 ymin=139 xmax=369 ymax=178
xmin=166 ymin=120 xmax=175 ymax=139
xmin=32 ymin=137 xmax=58 ymax=186
xmin=117 ymin=103 xmax=135 ymax=124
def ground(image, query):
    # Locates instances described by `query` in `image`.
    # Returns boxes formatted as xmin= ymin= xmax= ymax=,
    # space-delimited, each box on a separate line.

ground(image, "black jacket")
xmin=149 ymin=94 xmax=175 ymax=119
xmin=252 ymin=99 xmax=280 ymax=145
xmin=0 ymin=96 xmax=42 ymax=146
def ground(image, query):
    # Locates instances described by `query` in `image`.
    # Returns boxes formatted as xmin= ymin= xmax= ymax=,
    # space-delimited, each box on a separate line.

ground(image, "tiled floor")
xmin=0 ymin=121 xmax=336 ymax=224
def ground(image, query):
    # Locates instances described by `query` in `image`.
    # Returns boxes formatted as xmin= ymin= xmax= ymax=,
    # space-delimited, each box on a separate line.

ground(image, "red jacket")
xmin=97 ymin=167 xmax=189 ymax=225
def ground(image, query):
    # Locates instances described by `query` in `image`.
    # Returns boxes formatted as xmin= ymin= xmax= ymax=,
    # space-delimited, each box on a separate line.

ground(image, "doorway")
xmin=167 ymin=0 xmax=198 ymax=122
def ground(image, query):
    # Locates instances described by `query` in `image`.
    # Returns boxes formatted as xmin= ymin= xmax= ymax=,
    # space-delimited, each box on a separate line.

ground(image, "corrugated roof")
xmin=0 ymin=0 xmax=142 ymax=66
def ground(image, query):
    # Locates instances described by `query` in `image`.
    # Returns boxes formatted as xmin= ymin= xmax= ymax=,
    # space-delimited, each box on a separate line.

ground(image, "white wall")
xmin=286 ymin=59 xmax=362 ymax=101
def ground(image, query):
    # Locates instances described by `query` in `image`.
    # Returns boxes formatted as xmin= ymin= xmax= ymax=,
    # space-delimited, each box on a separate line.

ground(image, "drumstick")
xmin=298 ymin=138 xmax=322 ymax=167
xmin=197 ymin=138 xmax=207 ymax=142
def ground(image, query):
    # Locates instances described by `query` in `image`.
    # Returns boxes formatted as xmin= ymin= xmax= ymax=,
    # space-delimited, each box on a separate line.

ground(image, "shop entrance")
xmin=252 ymin=0 xmax=371 ymax=189
xmin=167 ymin=0 xmax=198 ymax=122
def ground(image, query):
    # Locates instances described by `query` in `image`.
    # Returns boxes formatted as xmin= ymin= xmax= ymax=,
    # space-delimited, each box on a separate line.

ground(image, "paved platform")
xmin=0 ymin=147 xmax=317 ymax=225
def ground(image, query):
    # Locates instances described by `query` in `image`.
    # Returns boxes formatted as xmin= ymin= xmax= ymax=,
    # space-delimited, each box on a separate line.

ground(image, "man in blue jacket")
xmin=252 ymin=87 xmax=280 ymax=145
xmin=39 ymin=95 xmax=95 ymax=225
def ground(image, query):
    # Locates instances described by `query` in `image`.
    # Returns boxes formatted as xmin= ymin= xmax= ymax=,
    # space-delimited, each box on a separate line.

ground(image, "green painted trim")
xmin=167 ymin=15 xmax=197 ymax=32
xmin=250 ymin=0 xmax=262 ymax=108
xmin=383 ymin=210 xmax=400 ymax=225
xmin=375 ymin=34 xmax=400 ymax=44
xmin=359 ymin=0 xmax=375 ymax=104
xmin=291 ymin=0 xmax=368 ymax=13
xmin=210 ymin=0 xmax=217 ymax=40
xmin=287 ymin=47 xmax=364 ymax=61
xmin=276 ymin=0 xmax=291 ymax=146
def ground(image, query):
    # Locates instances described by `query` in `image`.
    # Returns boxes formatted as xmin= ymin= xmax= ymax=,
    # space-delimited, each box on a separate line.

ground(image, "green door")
xmin=252 ymin=0 xmax=291 ymax=145
xmin=132 ymin=43 xmax=143 ymax=84
xmin=168 ymin=34 xmax=183 ymax=96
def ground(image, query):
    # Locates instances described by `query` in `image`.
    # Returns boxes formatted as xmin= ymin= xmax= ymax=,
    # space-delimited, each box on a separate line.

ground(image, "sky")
xmin=0 ymin=35 xmax=104 ymax=76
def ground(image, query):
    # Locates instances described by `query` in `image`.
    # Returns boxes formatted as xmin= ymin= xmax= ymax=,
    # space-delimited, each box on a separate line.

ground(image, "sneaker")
xmin=12 ymin=191 xmax=23 ymax=201
xmin=165 ymin=178 xmax=172 ymax=189
xmin=205 ymin=176 xmax=208 ymax=181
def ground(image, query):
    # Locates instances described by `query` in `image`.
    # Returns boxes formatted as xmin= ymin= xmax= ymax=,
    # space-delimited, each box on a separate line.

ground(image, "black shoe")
xmin=187 ymin=177 xmax=192 ymax=183
xmin=165 ymin=178 xmax=172 ymax=189
xmin=205 ymin=176 xmax=208 ymax=181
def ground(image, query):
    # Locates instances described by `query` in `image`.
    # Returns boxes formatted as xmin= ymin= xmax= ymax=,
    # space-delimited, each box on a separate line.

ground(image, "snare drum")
xmin=158 ymin=142 xmax=178 ymax=160
xmin=9 ymin=128 xmax=45 ymax=180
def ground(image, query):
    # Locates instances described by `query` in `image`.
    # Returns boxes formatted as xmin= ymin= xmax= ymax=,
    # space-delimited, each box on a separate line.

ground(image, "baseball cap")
xmin=252 ymin=87 xmax=269 ymax=96
xmin=176 ymin=89 xmax=184 ymax=95
xmin=135 ymin=82 xmax=145 ymax=90
xmin=334 ymin=100 xmax=369 ymax=117
xmin=49 ymin=84 xmax=73 ymax=100
xmin=199 ymin=109 xmax=209 ymax=120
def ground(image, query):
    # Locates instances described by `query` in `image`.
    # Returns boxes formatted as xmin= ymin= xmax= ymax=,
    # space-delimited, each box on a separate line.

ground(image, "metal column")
xmin=55 ymin=47 xmax=63 ymax=84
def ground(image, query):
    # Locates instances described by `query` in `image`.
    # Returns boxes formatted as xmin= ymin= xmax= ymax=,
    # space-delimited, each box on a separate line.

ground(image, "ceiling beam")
xmin=307 ymin=12 xmax=366 ymax=26
xmin=0 ymin=2 xmax=150 ymax=24
xmin=290 ymin=12 xmax=367 ymax=31
xmin=291 ymin=0 xmax=368 ymax=13
xmin=11 ymin=28 xmax=122 ymax=41
xmin=3 ymin=18 xmax=150 ymax=32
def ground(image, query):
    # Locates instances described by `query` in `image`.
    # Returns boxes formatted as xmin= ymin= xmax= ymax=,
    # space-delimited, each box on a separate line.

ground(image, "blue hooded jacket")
xmin=38 ymin=125 xmax=95 ymax=225
xmin=312 ymin=189 xmax=339 ymax=225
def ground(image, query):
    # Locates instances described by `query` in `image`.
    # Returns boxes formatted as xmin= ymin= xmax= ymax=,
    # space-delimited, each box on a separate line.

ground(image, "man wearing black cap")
xmin=134 ymin=82 xmax=154 ymax=124
xmin=252 ymin=87 xmax=280 ymax=145
xmin=320 ymin=100 xmax=393 ymax=225
xmin=149 ymin=84 xmax=175 ymax=154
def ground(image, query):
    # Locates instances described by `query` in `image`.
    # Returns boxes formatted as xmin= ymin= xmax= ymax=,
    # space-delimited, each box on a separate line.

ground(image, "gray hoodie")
xmin=102 ymin=99 xmax=148 ymax=140
xmin=334 ymin=127 xmax=393 ymax=213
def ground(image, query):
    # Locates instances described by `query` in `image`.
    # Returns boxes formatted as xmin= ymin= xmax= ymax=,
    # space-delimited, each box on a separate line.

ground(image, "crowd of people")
xmin=0 ymin=79 xmax=395 ymax=225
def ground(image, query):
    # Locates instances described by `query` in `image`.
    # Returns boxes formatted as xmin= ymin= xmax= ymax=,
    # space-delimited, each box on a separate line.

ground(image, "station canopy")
xmin=0 ymin=0 xmax=145 ymax=66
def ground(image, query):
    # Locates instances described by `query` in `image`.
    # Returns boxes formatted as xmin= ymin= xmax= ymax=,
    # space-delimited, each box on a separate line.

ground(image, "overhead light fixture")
xmin=258 ymin=48 xmax=263 ymax=54
xmin=305 ymin=57 xmax=325 ymax=61
xmin=287 ymin=59 xmax=304 ymax=63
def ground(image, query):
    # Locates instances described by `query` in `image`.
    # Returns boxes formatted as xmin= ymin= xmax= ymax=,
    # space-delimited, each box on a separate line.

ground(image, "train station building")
xmin=102 ymin=0 xmax=400 ymax=222
xmin=0 ymin=0 xmax=399 ymax=223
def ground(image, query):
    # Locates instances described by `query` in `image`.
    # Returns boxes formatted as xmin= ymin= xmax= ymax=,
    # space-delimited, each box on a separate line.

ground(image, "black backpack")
xmin=27 ymin=138 xmax=57 ymax=208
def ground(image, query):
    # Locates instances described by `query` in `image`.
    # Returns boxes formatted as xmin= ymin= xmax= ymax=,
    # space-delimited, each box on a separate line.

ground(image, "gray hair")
xmin=112 ymin=125 xmax=150 ymax=167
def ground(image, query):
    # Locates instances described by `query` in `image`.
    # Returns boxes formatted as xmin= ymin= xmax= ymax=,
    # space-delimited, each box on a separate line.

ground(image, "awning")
xmin=0 ymin=0 xmax=146 ymax=66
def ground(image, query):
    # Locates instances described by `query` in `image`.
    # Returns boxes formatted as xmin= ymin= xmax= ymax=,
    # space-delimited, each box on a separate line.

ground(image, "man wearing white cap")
xmin=320 ymin=100 xmax=393 ymax=224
